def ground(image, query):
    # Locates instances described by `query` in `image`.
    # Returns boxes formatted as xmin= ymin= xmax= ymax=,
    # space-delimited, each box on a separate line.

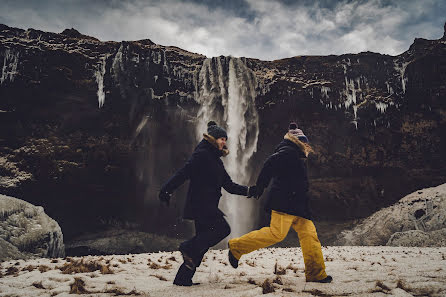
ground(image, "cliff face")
xmin=0 ymin=23 xmax=445 ymax=239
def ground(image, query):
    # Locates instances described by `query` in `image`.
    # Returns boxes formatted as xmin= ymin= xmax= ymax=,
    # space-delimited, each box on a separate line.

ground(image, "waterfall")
xmin=94 ymin=56 xmax=107 ymax=108
xmin=195 ymin=57 xmax=259 ymax=239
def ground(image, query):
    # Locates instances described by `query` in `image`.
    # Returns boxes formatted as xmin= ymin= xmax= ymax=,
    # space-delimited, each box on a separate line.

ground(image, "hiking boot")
xmin=227 ymin=244 xmax=239 ymax=269
xmin=310 ymin=275 xmax=333 ymax=283
xmin=173 ymin=263 xmax=199 ymax=286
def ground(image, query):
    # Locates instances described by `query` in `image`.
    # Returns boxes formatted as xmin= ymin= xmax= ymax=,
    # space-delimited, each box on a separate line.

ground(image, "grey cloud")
xmin=0 ymin=0 xmax=444 ymax=60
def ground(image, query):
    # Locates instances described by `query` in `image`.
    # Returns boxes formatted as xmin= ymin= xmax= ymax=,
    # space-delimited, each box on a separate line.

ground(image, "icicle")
xmin=321 ymin=86 xmax=330 ymax=99
xmin=1 ymin=49 xmax=20 ymax=85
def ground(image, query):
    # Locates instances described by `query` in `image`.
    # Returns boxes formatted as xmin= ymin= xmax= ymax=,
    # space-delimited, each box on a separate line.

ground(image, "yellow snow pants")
xmin=228 ymin=210 xmax=327 ymax=282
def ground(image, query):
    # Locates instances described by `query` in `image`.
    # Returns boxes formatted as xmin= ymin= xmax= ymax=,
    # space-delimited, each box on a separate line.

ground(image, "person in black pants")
xmin=159 ymin=121 xmax=254 ymax=286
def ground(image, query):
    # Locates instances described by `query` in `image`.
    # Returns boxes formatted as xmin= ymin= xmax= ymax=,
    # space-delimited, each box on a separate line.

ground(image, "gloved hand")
xmin=247 ymin=186 xmax=262 ymax=200
xmin=159 ymin=190 xmax=172 ymax=206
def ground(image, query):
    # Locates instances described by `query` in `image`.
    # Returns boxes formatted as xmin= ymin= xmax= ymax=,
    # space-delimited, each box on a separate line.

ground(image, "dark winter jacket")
xmin=161 ymin=134 xmax=248 ymax=220
xmin=256 ymin=133 xmax=311 ymax=219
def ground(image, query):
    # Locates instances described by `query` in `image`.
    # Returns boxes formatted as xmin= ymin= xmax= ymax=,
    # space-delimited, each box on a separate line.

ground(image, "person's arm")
xmin=160 ymin=150 xmax=200 ymax=194
xmin=222 ymin=170 xmax=248 ymax=196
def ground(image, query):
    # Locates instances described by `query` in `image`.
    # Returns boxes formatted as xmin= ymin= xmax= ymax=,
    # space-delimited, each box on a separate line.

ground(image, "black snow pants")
xmin=174 ymin=215 xmax=231 ymax=283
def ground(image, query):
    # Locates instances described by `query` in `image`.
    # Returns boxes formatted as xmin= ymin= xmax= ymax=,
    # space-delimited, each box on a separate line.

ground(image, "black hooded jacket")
xmin=256 ymin=134 xmax=311 ymax=219
xmin=161 ymin=138 xmax=248 ymax=220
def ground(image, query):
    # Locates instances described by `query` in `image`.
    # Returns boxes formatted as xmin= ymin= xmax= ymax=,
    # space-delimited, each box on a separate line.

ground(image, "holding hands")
xmin=247 ymin=185 xmax=263 ymax=200
xmin=159 ymin=190 xmax=172 ymax=206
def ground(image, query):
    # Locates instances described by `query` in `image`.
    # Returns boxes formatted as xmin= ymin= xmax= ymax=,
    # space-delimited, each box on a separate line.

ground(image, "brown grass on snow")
xmin=58 ymin=259 xmax=113 ymax=275
xmin=274 ymin=262 xmax=286 ymax=275
xmin=150 ymin=274 xmax=168 ymax=281
xmin=70 ymin=277 xmax=90 ymax=294
xmin=38 ymin=265 xmax=51 ymax=273
xmin=261 ymin=279 xmax=275 ymax=294
xmin=5 ymin=266 xmax=19 ymax=276
xmin=32 ymin=281 xmax=45 ymax=289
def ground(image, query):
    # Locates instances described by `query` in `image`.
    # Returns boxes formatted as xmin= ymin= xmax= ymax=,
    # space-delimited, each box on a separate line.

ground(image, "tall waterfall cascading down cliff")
xmin=195 ymin=57 xmax=259 ymax=238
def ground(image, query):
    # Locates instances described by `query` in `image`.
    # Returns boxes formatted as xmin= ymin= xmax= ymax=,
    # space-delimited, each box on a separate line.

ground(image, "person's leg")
xmin=229 ymin=211 xmax=294 ymax=260
xmin=292 ymin=217 xmax=328 ymax=282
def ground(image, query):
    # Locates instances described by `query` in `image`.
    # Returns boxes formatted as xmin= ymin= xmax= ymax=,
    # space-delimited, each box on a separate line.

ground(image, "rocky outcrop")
xmin=0 ymin=23 xmax=445 ymax=242
xmin=0 ymin=194 xmax=65 ymax=260
xmin=335 ymin=183 xmax=446 ymax=246
xmin=387 ymin=229 xmax=446 ymax=247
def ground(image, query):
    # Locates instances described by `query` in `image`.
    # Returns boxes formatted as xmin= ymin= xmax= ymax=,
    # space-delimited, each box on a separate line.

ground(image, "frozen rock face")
xmin=335 ymin=183 xmax=446 ymax=246
xmin=0 ymin=23 xmax=445 ymax=242
xmin=0 ymin=194 xmax=65 ymax=260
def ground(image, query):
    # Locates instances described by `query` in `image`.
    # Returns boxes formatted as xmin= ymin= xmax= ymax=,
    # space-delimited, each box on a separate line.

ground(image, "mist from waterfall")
xmin=195 ymin=57 xmax=259 ymax=240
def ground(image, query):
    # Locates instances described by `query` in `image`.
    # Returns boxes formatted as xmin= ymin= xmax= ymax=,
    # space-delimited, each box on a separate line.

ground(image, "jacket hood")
xmin=203 ymin=133 xmax=229 ymax=157
xmin=279 ymin=133 xmax=313 ymax=157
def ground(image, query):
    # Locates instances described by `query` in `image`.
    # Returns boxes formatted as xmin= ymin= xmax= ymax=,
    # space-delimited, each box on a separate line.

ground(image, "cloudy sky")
xmin=1 ymin=0 xmax=445 ymax=60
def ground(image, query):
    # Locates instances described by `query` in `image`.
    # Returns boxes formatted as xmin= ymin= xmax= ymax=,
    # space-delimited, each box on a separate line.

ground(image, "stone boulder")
xmin=386 ymin=229 xmax=446 ymax=247
xmin=335 ymin=183 xmax=446 ymax=246
xmin=0 ymin=194 xmax=65 ymax=261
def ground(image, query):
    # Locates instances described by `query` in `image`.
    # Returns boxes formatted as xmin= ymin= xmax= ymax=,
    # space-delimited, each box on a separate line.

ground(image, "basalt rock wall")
xmin=0 ymin=24 xmax=445 ymax=240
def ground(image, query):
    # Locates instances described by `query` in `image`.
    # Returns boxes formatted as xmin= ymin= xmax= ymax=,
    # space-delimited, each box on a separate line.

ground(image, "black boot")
xmin=310 ymin=275 xmax=333 ymax=283
xmin=173 ymin=263 xmax=200 ymax=286
xmin=227 ymin=244 xmax=239 ymax=269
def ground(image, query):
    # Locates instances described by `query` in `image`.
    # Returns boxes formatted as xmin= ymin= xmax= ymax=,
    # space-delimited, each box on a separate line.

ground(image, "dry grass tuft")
xmin=104 ymin=288 xmax=142 ymax=296
xmin=261 ymin=279 xmax=275 ymax=294
xmin=148 ymin=262 xmax=172 ymax=270
xmin=274 ymin=262 xmax=286 ymax=275
xmin=247 ymin=278 xmax=256 ymax=285
xmin=245 ymin=260 xmax=256 ymax=267
xmin=396 ymin=279 xmax=439 ymax=296
xmin=100 ymin=264 xmax=114 ymax=275
xmin=239 ymin=271 xmax=246 ymax=276
xmin=70 ymin=277 xmax=90 ymax=294
xmin=151 ymin=274 xmax=168 ymax=281
xmin=224 ymin=284 xmax=233 ymax=289
xmin=168 ymin=256 xmax=177 ymax=262
xmin=6 ymin=266 xmax=19 ymax=276
xmin=22 ymin=265 xmax=36 ymax=272
xmin=375 ymin=280 xmax=391 ymax=292
xmin=32 ymin=281 xmax=45 ymax=289
xmin=39 ymin=265 xmax=51 ymax=273
xmin=302 ymin=289 xmax=333 ymax=296
xmin=285 ymin=264 xmax=299 ymax=273
xmin=273 ymin=276 xmax=283 ymax=285
xmin=118 ymin=259 xmax=127 ymax=264
xmin=58 ymin=259 xmax=113 ymax=275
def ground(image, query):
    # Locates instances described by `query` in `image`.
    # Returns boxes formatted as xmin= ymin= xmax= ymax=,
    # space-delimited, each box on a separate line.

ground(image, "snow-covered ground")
xmin=1 ymin=246 xmax=445 ymax=296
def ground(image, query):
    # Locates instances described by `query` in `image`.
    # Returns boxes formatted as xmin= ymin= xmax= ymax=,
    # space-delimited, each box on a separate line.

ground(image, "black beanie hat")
xmin=207 ymin=121 xmax=228 ymax=140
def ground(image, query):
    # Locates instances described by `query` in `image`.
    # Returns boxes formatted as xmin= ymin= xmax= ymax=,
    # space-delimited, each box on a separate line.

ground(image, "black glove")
xmin=159 ymin=190 xmax=171 ymax=206
xmin=248 ymin=186 xmax=262 ymax=200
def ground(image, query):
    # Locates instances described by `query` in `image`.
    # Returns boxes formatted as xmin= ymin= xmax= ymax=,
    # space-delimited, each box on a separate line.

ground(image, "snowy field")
xmin=1 ymin=246 xmax=445 ymax=297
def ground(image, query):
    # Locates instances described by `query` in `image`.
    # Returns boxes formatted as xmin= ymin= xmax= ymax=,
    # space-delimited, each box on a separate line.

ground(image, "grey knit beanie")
xmin=288 ymin=122 xmax=309 ymax=143
xmin=207 ymin=121 xmax=228 ymax=140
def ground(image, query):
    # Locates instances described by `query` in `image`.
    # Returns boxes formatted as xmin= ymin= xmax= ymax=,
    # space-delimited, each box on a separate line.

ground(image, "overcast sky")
xmin=1 ymin=0 xmax=445 ymax=60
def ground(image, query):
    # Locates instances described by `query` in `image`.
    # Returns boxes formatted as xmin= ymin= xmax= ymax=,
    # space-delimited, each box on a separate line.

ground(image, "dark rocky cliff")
xmin=1 ymin=23 xmax=445 ymax=242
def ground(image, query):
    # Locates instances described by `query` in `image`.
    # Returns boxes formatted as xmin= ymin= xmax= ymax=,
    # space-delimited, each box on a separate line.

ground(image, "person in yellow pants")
xmin=228 ymin=122 xmax=332 ymax=283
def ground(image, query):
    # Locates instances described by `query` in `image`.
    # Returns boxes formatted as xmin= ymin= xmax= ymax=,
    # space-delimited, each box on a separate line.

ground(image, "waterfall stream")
xmin=195 ymin=57 xmax=259 ymax=240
